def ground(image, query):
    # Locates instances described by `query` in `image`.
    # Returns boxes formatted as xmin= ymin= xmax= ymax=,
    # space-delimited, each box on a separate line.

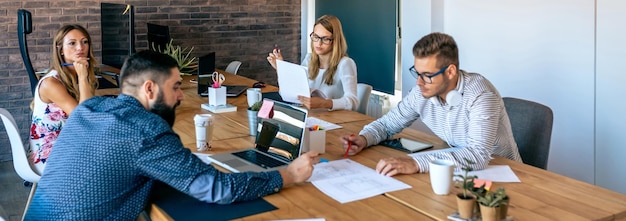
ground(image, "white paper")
xmin=308 ymin=159 xmax=411 ymax=204
xmin=454 ymin=165 xmax=521 ymax=183
xmin=192 ymin=152 xmax=213 ymax=165
xmin=305 ymin=117 xmax=342 ymax=131
xmin=276 ymin=60 xmax=310 ymax=104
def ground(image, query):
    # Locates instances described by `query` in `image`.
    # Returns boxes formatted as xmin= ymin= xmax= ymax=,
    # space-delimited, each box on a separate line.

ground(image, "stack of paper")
xmin=307 ymin=159 xmax=411 ymax=203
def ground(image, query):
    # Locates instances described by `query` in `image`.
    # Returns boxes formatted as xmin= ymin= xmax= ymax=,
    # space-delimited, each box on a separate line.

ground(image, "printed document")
xmin=276 ymin=60 xmax=310 ymax=104
xmin=308 ymin=159 xmax=411 ymax=203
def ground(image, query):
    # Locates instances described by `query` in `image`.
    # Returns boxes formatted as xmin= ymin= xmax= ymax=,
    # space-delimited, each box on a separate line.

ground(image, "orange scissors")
xmin=212 ymin=71 xmax=225 ymax=88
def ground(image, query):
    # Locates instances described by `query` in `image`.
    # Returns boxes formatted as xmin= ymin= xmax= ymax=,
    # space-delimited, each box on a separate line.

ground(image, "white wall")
xmin=596 ymin=0 xmax=626 ymax=194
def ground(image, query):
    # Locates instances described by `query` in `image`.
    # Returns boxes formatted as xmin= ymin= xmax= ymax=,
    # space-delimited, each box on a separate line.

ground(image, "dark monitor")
xmin=147 ymin=23 xmax=170 ymax=51
xmin=197 ymin=52 xmax=216 ymax=75
xmin=101 ymin=3 xmax=135 ymax=69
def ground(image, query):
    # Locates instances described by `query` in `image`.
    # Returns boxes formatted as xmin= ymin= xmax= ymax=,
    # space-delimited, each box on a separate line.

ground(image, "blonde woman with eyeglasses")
xmin=267 ymin=15 xmax=358 ymax=111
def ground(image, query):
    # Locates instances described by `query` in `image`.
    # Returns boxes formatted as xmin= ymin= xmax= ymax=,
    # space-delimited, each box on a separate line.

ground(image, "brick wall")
xmin=0 ymin=0 xmax=301 ymax=161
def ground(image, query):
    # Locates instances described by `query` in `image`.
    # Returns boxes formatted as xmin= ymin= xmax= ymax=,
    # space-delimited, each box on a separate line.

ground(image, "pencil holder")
xmin=208 ymin=86 xmax=226 ymax=106
xmin=302 ymin=129 xmax=326 ymax=154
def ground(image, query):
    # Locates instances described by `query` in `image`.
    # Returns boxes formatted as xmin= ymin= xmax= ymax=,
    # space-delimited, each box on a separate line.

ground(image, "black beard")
xmin=149 ymin=94 xmax=179 ymax=127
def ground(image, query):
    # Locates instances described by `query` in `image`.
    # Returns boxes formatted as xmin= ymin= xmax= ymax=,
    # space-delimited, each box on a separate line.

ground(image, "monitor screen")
xmin=147 ymin=23 xmax=170 ymax=52
xmin=101 ymin=3 xmax=135 ymax=69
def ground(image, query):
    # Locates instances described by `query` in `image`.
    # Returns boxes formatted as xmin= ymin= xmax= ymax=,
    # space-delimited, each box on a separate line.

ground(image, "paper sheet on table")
xmin=454 ymin=165 xmax=521 ymax=182
xmin=276 ymin=60 xmax=310 ymax=104
xmin=308 ymin=159 xmax=411 ymax=204
xmin=192 ymin=152 xmax=213 ymax=165
xmin=305 ymin=117 xmax=342 ymax=131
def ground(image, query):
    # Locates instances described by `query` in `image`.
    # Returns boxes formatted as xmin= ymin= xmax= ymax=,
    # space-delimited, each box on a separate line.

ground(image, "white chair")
xmin=356 ymin=83 xmax=373 ymax=115
xmin=0 ymin=108 xmax=41 ymax=219
xmin=225 ymin=61 xmax=242 ymax=75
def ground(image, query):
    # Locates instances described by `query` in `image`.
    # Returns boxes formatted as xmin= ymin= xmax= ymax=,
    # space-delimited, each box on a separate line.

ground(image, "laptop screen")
xmin=255 ymin=100 xmax=307 ymax=160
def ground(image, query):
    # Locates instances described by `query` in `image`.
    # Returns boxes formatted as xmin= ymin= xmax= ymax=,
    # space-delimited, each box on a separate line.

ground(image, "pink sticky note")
xmin=257 ymin=100 xmax=274 ymax=119
xmin=473 ymin=179 xmax=493 ymax=191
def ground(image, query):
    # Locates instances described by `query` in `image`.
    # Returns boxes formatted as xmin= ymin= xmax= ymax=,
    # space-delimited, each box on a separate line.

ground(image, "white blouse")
xmin=301 ymin=54 xmax=358 ymax=111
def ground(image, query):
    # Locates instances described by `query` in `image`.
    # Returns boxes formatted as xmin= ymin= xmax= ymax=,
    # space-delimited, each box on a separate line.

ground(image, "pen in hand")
xmin=344 ymin=134 xmax=354 ymax=158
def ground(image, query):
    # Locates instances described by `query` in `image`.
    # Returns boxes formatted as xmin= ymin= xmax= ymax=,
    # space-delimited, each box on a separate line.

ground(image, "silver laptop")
xmin=207 ymin=100 xmax=308 ymax=172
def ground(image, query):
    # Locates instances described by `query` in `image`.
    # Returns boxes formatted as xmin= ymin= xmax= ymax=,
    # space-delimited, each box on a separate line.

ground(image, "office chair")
xmin=18 ymin=9 xmax=38 ymax=96
xmin=503 ymin=97 xmax=553 ymax=169
xmin=225 ymin=61 xmax=242 ymax=75
xmin=0 ymin=108 xmax=42 ymax=219
xmin=356 ymin=83 xmax=373 ymax=115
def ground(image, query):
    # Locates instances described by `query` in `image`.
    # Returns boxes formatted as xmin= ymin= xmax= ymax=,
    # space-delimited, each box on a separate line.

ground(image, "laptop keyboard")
xmin=232 ymin=150 xmax=287 ymax=169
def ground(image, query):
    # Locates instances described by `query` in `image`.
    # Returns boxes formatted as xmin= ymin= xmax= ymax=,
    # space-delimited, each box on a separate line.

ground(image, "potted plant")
xmin=152 ymin=39 xmax=198 ymax=75
xmin=496 ymin=187 xmax=510 ymax=220
xmin=454 ymin=158 xmax=478 ymax=219
xmin=477 ymin=187 xmax=508 ymax=221
xmin=247 ymin=101 xmax=263 ymax=136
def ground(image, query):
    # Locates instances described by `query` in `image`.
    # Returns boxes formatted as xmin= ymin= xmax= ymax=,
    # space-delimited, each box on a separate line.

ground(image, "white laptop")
xmin=206 ymin=99 xmax=308 ymax=172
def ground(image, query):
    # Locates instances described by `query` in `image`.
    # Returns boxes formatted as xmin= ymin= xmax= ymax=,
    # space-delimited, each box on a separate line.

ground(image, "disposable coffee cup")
xmin=429 ymin=159 xmax=455 ymax=195
xmin=247 ymin=88 xmax=262 ymax=107
xmin=194 ymin=114 xmax=213 ymax=151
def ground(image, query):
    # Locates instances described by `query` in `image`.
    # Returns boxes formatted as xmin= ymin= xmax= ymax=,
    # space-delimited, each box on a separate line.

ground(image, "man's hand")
xmin=339 ymin=134 xmax=368 ymax=156
xmin=279 ymin=151 xmax=319 ymax=187
xmin=375 ymin=157 xmax=419 ymax=176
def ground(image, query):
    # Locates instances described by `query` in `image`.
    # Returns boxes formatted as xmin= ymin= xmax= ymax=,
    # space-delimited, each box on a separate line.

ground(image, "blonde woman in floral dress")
xmin=29 ymin=24 xmax=98 ymax=172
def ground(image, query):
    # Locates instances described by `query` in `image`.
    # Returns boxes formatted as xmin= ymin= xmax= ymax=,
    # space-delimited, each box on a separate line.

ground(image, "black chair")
xmin=503 ymin=97 xmax=554 ymax=169
xmin=18 ymin=9 xmax=38 ymax=96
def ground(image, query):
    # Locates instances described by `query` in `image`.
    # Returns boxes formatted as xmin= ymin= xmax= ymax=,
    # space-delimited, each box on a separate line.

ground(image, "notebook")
xmin=207 ymin=100 xmax=308 ymax=172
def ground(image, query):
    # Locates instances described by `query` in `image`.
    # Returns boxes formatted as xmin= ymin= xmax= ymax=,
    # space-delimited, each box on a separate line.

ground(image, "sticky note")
xmin=473 ymin=179 xmax=492 ymax=191
xmin=257 ymin=100 xmax=274 ymax=119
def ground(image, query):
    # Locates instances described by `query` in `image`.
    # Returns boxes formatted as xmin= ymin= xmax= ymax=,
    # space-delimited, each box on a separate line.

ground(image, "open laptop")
xmin=207 ymin=100 xmax=308 ymax=172
xmin=197 ymin=52 xmax=247 ymax=97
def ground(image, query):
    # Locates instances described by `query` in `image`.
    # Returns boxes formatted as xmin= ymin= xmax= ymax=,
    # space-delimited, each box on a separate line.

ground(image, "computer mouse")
xmin=252 ymin=81 xmax=266 ymax=88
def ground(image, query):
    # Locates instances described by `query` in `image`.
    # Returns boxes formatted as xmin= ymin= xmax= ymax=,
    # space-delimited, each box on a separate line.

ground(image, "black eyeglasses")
xmin=409 ymin=65 xmax=449 ymax=84
xmin=310 ymin=33 xmax=333 ymax=45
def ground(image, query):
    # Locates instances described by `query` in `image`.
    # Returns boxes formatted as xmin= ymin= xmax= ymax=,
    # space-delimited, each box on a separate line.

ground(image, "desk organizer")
xmin=208 ymin=86 xmax=226 ymax=106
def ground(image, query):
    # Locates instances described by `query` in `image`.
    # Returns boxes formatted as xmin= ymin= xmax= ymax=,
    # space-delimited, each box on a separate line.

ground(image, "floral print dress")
xmin=29 ymin=71 xmax=68 ymax=171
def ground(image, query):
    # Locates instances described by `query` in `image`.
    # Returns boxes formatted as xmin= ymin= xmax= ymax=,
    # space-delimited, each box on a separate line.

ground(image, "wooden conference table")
xmin=99 ymin=71 xmax=626 ymax=220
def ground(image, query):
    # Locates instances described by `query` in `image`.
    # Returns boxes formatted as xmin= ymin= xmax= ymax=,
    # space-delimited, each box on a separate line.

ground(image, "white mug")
xmin=193 ymin=114 xmax=213 ymax=151
xmin=429 ymin=159 xmax=455 ymax=195
xmin=247 ymin=88 xmax=262 ymax=107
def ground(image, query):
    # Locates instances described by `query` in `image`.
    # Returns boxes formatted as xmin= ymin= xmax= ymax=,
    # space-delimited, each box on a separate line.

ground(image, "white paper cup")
xmin=429 ymin=159 xmax=455 ymax=195
xmin=247 ymin=88 xmax=262 ymax=107
xmin=194 ymin=114 xmax=213 ymax=151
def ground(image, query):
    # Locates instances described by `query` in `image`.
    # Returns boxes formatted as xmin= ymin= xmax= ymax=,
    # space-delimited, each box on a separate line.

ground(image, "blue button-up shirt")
xmin=25 ymin=94 xmax=282 ymax=220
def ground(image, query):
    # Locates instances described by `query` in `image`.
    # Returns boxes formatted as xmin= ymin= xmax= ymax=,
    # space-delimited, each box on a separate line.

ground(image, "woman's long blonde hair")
xmin=308 ymin=15 xmax=348 ymax=85
xmin=48 ymin=24 xmax=98 ymax=101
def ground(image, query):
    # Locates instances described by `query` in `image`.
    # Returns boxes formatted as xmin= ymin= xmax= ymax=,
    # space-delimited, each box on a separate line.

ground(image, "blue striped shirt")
xmin=361 ymin=70 xmax=522 ymax=172
xmin=25 ymin=94 xmax=282 ymax=220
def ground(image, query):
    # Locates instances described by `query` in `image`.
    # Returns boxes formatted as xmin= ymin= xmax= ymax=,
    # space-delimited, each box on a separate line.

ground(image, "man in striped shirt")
xmin=341 ymin=32 xmax=522 ymax=176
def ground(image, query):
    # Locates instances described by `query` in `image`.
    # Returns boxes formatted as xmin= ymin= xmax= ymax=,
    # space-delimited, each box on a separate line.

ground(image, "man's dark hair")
xmin=119 ymin=50 xmax=179 ymax=91
xmin=412 ymin=32 xmax=459 ymax=70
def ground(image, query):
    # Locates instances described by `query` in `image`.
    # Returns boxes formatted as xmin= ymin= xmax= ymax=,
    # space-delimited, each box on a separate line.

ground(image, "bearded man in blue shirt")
xmin=25 ymin=50 xmax=319 ymax=220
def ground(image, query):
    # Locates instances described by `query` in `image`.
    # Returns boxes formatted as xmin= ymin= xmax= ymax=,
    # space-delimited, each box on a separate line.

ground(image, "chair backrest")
xmin=0 ymin=108 xmax=41 ymax=183
xmin=17 ymin=9 xmax=38 ymax=96
xmin=356 ymin=83 xmax=373 ymax=115
xmin=503 ymin=97 xmax=553 ymax=169
xmin=225 ymin=61 xmax=242 ymax=75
